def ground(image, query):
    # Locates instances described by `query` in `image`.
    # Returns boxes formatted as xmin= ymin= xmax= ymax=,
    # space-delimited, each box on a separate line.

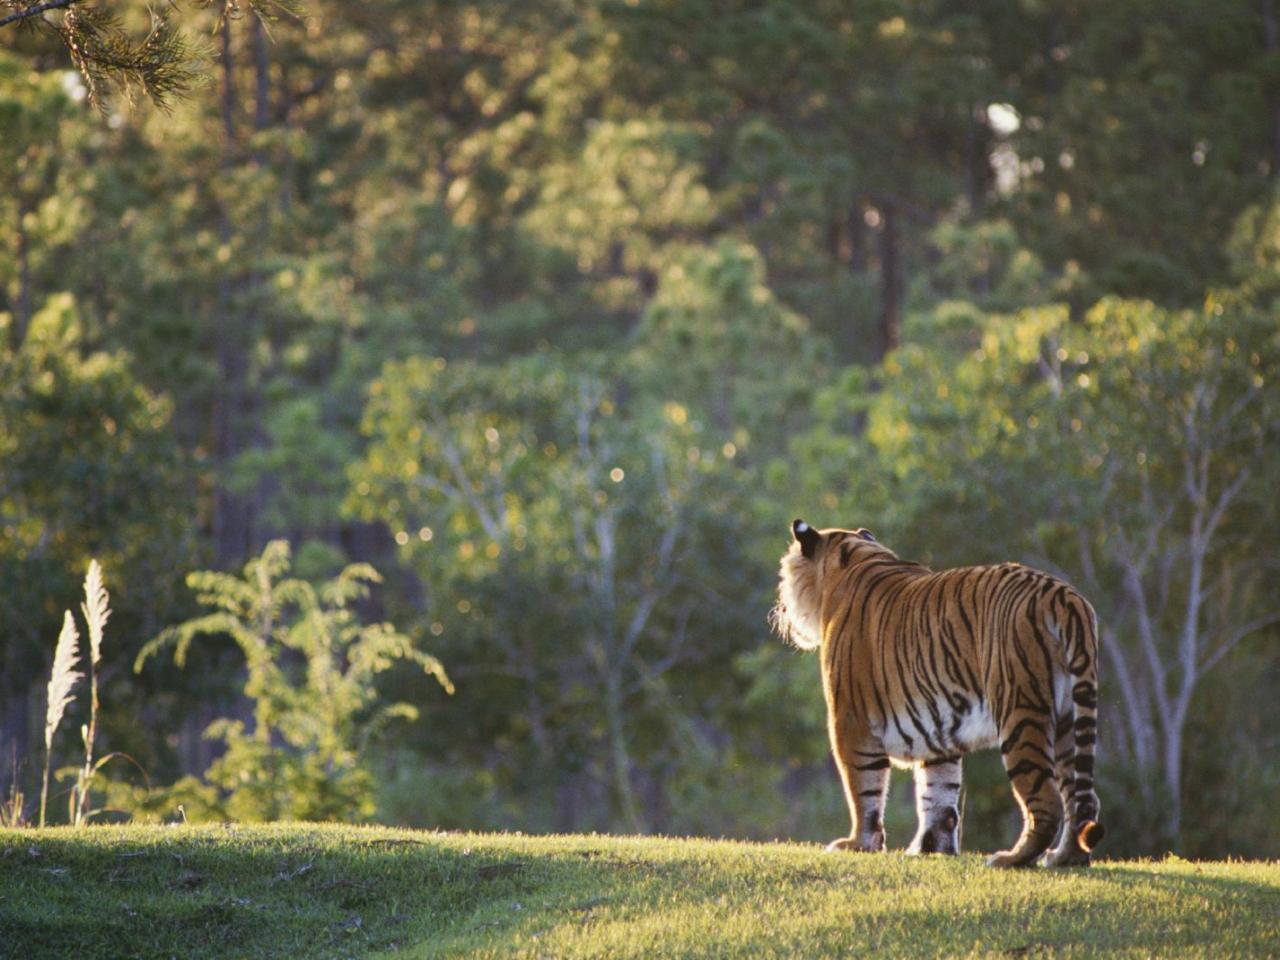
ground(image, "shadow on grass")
xmin=0 ymin=831 xmax=582 ymax=960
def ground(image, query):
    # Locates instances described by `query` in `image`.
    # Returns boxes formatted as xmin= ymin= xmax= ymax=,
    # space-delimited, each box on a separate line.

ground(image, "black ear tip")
xmin=792 ymin=519 xmax=820 ymax=558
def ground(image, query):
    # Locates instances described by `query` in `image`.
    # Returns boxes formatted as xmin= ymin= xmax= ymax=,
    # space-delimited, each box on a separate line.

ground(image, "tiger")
xmin=770 ymin=519 xmax=1105 ymax=868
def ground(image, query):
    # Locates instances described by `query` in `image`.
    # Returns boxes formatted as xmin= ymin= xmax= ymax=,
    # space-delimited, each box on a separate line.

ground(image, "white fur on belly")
xmin=882 ymin=701 xmax=998 ymax=765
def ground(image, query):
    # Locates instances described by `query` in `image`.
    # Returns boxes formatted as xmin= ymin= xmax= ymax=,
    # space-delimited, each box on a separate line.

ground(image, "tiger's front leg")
xmin=906 ymin=756 xmax=963 ymax=855
xmin=826 ymin=713 xmax=889 ymax=852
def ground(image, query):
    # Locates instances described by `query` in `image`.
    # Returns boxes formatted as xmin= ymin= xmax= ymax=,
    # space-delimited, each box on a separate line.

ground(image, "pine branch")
xmin=4 ymin=1 xmax=210 ymax=112
xmin=0 ymin=0 xmax=79 ymax=30
xmin=61 ymin=5 xmax=208 ymax=113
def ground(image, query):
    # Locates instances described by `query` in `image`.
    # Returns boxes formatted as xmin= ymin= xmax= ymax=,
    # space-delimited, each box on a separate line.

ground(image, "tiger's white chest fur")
xmin=881 ymin=700 xmax=998 ymax=766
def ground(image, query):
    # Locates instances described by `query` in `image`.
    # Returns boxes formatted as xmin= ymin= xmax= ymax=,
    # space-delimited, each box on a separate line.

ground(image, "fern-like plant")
xmin=136 ymin=541 xmax=452 ymax=822
xmin=41 ymin=611 xmax=82 ymax=828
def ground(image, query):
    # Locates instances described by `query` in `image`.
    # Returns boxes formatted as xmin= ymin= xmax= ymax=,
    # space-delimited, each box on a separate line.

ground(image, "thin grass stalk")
xmin=41 ymin=611 xmax=82 ymax=828
xmin=1 ymin=742 xmax=26 ymax=828
xmin=75 ymin=560 xmax=110 ymax=826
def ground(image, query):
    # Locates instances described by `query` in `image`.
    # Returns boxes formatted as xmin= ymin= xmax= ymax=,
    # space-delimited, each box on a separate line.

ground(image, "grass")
xmin=0 ymin=825 xmax=1277 ymax=959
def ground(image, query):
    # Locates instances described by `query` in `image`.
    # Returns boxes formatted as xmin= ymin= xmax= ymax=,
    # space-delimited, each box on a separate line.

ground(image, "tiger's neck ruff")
xmin=770 ymin=522 xmax=902 ymax=652
xmin=770 ymin=539 xmax=825 ymax=650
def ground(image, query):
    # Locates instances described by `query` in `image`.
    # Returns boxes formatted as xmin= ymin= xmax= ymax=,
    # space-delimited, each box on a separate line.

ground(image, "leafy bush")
xmin=135 ymin=541 xmax=451 ymax=822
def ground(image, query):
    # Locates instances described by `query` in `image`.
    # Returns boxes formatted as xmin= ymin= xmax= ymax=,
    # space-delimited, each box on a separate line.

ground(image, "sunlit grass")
xmin=0 ymin=825 xmax=1275 ymax=959
xmin=40 ymin=612 xmax=82 ymax=828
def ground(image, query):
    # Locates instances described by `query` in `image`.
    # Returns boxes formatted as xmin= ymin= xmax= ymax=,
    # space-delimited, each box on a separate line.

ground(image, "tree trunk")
xmin=848 ymin=202 xmax=866 ymax=272
xmin=252 ymin=14 xmax=270 ymax=139
xmin=1263 ymin=0 xmax=1280 ymax=175
xmin=603 ymin=669 xmax=644 ymax=834
xmin=213 ymin=14 xmax=251 ymax=567
xmin=246 ymin=11 xmax=275 ymax=542
xmin=878 ymin=201 xmax=902 ymax=359
xmin=1163 ymin=722 xmax=1183 ymax=840
xmin=966 ymin=113 xmax=989 ymax=212
xmin=12 ymin=201 xmax=32 ymax=350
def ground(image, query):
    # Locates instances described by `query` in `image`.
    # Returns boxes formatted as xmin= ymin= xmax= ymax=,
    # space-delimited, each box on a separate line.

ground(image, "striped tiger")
xmin=770 ymin=519 xmax=1105 ymax=868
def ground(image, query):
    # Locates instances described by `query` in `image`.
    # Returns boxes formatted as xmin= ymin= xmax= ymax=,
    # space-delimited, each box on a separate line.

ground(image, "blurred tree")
xmin=0 ymin=293 xmax=194 ymax=779
xmin=348 ymin=353 xmax=763 ymax=831
xmin=606 ymin=0 xmax=999 ymax=359
xmin=0 ymin=51 xmax=82 ymax=351
xmin=987 ymin=0 xmax=1275 ymax=303
xmin=628 ymin=240 xmax=824 ymax=454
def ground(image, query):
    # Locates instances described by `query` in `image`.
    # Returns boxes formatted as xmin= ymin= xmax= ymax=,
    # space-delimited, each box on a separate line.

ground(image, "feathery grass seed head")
xmin=45 ymin=611 xmax=83 ymax=751
xmin=81 ymin=559 xmax=110 ymax=667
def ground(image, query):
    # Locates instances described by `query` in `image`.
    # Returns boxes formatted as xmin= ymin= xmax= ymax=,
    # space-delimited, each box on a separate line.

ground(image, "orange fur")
xmin=773 ymin=523 xmax=1105 ymax=867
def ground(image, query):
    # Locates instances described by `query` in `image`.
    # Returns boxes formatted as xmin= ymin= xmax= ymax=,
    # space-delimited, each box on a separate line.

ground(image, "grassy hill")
xmin=1 ymin=825 xmax=1277 ymax=959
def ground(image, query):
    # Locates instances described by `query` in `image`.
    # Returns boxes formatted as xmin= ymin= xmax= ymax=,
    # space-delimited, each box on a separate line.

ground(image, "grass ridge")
xmin=1 ymin=825 xmax=1277 ymax=959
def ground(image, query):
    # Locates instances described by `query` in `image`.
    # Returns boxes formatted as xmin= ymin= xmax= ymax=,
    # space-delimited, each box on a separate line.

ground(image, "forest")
xmin=1 ymin=0 xmax=1278 ymax=860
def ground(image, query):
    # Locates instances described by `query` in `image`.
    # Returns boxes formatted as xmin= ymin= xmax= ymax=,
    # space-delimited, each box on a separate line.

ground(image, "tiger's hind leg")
xmin=826 ymin=713 xmax=889 ymax=853
xmin=987 ymin=710 xmax=1063 ymax=869
xmin=1042 ymin=710 xmax=1087 ymax=866
xmin=906 ymin=756 xmax=962 ymax=855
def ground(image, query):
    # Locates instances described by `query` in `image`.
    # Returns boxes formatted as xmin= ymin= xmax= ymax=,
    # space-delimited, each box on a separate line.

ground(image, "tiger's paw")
xmin=906 ymin=809 xmax=959 ymax=855
xmin=827 ymin=833 xmax=885 ymax=853
xmin=905 ymin=830 xmax=959 ymax=856
xmin=1042 ymin=845 xmax=1091 ymax=868
xmin=985 ymin=850 xmax=1038 ymax=869
xmin=1042 ymin=823 xmax=1102 ymax=867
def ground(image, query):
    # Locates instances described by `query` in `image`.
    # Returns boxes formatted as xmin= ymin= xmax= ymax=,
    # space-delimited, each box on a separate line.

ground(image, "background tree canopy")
xmin=2 ymin=0 xmax=1277 ymax=858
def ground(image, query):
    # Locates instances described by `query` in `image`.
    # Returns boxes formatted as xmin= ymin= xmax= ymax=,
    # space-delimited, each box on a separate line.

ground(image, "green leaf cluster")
xmin=134 ymin=541 xmax=450 ymax=822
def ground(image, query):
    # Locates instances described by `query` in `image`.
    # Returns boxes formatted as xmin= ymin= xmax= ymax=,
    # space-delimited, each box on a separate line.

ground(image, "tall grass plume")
xmin=74 ymin=560 xmax=111 ymax=825
xmin=41 ymin=611 xmax=82 ymax=828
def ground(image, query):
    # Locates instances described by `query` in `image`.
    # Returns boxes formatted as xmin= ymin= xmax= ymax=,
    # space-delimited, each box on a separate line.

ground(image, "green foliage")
xmin=0 ymin=293 xmax=194 ymax=758
xmin=348 ymin=349 xmax=771 ymax=831
xmin=995 ymin=0 xmax=1274 ymax=301
xmin=135 ymin=541 xmax=451 ymax=822
xmin=3 ymin=0 xmax=1280 ymax=858
xmin=525 ymin=119 xmax=717 ymax=312
xmin=630 ymin=240 xmax=824 ymax=452
xmin=915 ymin=218 xmax=1059 ymax=315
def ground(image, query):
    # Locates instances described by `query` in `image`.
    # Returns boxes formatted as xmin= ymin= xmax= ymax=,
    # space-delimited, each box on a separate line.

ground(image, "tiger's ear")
xmin=792 ymin=519 xmax=821 ymax=559
xmin=855 ymin=528 xmax=876 ymax=542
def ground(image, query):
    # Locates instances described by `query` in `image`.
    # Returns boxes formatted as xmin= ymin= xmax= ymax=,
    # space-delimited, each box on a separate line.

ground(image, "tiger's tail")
xmin=1059 ymin=593 xmax=1105 ymax=855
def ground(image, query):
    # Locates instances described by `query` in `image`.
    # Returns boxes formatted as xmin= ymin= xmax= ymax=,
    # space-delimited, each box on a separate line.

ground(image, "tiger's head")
xmin=769 ymin=519 xmax=883 ymax=651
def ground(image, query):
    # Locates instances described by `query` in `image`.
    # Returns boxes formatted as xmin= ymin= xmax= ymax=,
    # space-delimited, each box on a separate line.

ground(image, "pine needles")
xmin=58 ymin=5 xmax=206 ymax=113
xmin=0 ymin=1 xmax=216 ymax=112
xmin=1 ymin=1 xmax=310 ymax=111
